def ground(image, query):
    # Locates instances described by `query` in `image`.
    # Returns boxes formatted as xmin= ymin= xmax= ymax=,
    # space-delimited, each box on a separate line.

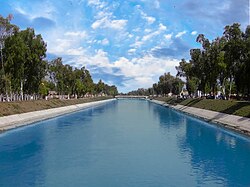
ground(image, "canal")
xmin=0 ymin=99 xmax=250 ymax=187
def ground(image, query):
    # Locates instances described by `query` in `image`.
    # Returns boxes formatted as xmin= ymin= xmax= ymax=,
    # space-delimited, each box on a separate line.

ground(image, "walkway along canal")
xmin=0 ymin=99 xmax=250 ymax=186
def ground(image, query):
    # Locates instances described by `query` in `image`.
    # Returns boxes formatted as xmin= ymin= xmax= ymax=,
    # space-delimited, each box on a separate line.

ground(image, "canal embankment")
xmin=0 ymin=98 xmax=115 ymax=132
xmin=150 ymin=99 xmax=250 ymax=136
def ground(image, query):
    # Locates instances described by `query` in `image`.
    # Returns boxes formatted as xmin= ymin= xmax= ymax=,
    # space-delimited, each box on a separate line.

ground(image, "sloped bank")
xmin=0 ymin=99 xmax=115 ymax=132
xmin=150 ymin=99 xmax=250 ymax=136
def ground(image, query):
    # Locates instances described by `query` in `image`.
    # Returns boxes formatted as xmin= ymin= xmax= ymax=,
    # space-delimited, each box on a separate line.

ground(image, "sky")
xmin=0 ymin=0 xmax=249 ymax=92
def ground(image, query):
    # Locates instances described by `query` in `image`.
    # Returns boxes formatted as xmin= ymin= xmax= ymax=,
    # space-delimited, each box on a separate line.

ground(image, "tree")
xmin=176 ymin=59 xmax=195 ymax=95
xmin=21 ymin=28 xmax=47 ymax=94
xmin=0 ymin=14 xmax=18 ymax=93
xmin=223 ymin=23 xmax=245 ymax=97
xmin=3 ymin=28 xmax=47 ymax=96
xmin=172 ymin=77 xmax=184 ymax=95
xmin=3 ymin=30 xmax=27 ymax=94
xmin=243 ymin=26 xmax=250 ymax=96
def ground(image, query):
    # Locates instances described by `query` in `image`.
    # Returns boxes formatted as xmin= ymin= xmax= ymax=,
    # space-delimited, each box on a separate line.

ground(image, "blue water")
xmin=0 ymin=100 xmax=250 ymax=187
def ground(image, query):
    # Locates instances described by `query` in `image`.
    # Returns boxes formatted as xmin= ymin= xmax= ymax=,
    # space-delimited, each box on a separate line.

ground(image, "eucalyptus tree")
xmin=20 ymin=28 xmax=47 ymax=94
xmin=189 ymin=48 xmax=207 ymax=93
xmin=153 ymin=72 xmax=183 ymax=96
xmin=96 ymin=79 xmax=105 ymax=94
xmin=0 ymin=14 xmax=18 ymax=93
xmin=3 ymin=28 xmax=46 ymax=96
xmin=73 ymin=67 xmax=94 ymax=96
xmin=243 ymin=26 xmax=250 ymax=95
xmin=3 ymin=29 xmax=27 ymax=94
xmin=176 ymin=59 xmax=197 ymax=95
xmin=49 ymin=57 xmax=66 ymax=96
xmin=223 ymin=23 xmax=245 ymax=96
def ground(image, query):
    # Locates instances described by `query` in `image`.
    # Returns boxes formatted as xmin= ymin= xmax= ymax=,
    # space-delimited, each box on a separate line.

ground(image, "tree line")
xmin=176 ymin=23 xmax=250 ymax=99
xmin=128 ymin=73 xmax=184 ymax=96
xmin=129 ymin=23 xmax=250 ymax=99
xmin=0 ymin=15 xmax=118 ymax=101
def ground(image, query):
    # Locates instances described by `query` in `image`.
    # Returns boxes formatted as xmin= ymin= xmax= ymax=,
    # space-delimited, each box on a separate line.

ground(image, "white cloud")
xmin=159 ymin=23 xmax=167 ymax=31
xmin=91 ymin=18 xmax=105 ymax=29
xmin=13 ymin=1 xmax=56 ymax=20
xmin=112 ymin=55 xmax=179 ymax=91
xmin=66 ymin=47 xmax=85 ymax=56
xmin=139 ymin=8 xmax=156 ymax=24
xmin=175 ymin=30 xmax=187 ymax=38
xmin=128 ymin=34 xmax=134 ymax=38
xmin=101 ymin=38 xmax=110 ymax=45
xmin=64 ymin=31 xmax=87 ymax=39
xmin=130 ymin=23 xmax=167 ymax=49
xmin=133 ymin=28 xmax=141 ymax=32
xmin=155 ymin=0 xmax=160 ymax=9
xmin=91 ymin=17 xmax=127 ymax=30
xmin=164 ymin=33 xmax=172 ymax=40
xmin=14 ymin=6 xmax=27 ymax=15
xmin=49 ymin=38 xmax=75 ymax=54
xmin=144 ymin=29 xmax=152 ymax=33
xmin=87 ymin=0 xmax=106 ymax=9
xmin=130 ymin=41 xmax=143 ymax=49
xmin=47 ymin=31 xmax=181 ymax=91
xmin=143 ymin=15 xmax=156 ymax=24
xmin=142 ymin=33 xmax=158 ymax=42
xmin=95 ymin=10 xmax=113 ymax=19
xmin=191 ymin=31 xmax=198 ymax=35
xmin=128 ymin=48 xmax=136 ymax=54
xmin=70 ymin=49 xmax=179 ymax=92
xmin=142 ymin=23 xmax=167 ymax=42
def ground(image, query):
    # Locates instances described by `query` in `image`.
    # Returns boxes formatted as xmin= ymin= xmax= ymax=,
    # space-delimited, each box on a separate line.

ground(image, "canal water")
xmin=0 ymin=99 xmax=250 ymax=187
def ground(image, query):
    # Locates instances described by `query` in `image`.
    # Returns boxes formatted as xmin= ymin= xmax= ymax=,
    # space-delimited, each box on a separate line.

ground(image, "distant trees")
xmin=152 ymin=72 xmax=184 ymax=96
xmin=175 ymin=23 xmax=250 ymax=98
xmin=128 ymin=73 xmax=184 ymax=96
xmin=128 ymin=88 xmax=152 ymax=96
xmin=46 ymin=58 xmax=118 ymax=98
xmin=0 ymin=14 xmax=118 ymax=101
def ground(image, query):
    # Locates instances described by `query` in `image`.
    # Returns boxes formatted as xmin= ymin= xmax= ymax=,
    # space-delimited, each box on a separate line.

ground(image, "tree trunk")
xmin=229 ymin=77 xmax=232 ymax=100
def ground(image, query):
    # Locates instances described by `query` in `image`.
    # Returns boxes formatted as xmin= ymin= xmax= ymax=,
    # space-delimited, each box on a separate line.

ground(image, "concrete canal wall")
xmin=0 ymin=99 xmax=116 ymax=132
xmin=150 ymin=99 xmax=250 ymax=136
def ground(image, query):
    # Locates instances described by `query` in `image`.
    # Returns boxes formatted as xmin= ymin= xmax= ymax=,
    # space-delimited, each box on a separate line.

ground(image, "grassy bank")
xmin=0 ymin=97 xmax=113 ymax=117
xmin=155 ymin=97 xmax=250 ymax=118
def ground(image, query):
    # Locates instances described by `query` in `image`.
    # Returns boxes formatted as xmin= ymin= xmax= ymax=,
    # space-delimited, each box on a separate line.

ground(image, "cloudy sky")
xmin=0 ymin=0 xmax=249 ymax=92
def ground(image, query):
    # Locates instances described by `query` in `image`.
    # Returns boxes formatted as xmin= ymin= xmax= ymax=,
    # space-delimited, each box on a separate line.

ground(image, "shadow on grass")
xmin=220 ymin=102 xmax=250 ymax=118
xmin=181 ymin=99 xmax=202 ymax=107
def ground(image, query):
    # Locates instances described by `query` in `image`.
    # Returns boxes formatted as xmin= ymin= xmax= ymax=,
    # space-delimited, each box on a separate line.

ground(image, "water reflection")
xmin=178 ymin=116 xmax=250 ymax=186
xmin=152 ymin=102 xmax=250 ymax=187
xmin=0 ymin=100 xmax=250 ymax=187
xmin=0 ymin=101 xmax=117 ymax=187
xmin=0 ymin=125 xmax=46 ymax=186
xmin=150 ymin=102 xmax=185 ymax=133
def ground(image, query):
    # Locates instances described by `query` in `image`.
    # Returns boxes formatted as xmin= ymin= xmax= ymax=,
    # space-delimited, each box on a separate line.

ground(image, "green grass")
xmin=155 ymin=97 xmax=250 ymax=118
xmin=0 ymin=97 xmax=113 ymax=117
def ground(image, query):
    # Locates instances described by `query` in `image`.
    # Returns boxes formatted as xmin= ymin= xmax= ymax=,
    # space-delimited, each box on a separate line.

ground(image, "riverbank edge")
xmin=149 ymin=99 xmax=250 ymax=137
xmin=0 ymin=98 xmax=116 ymax=132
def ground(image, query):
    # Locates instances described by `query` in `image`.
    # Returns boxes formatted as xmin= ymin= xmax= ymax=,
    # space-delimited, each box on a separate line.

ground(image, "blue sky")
xmin=0 ymin=0 xmax=249 ymax=92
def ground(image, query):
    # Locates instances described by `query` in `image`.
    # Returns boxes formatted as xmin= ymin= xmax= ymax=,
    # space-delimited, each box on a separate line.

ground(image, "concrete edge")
xmin=149 ymin=99 xmax=250 ymax=137
xmin=0 ymin=99 xmax=116 ymax=132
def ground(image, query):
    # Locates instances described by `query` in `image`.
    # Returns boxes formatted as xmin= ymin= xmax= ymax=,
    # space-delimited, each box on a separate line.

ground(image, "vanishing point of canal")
xmin=0 ymin=99 xmax=250 ymax=187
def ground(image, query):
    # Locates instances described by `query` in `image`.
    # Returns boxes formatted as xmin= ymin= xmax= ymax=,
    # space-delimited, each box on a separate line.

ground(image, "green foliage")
xmin=175 ymin=23 xmax=250 ymax=98
xmin=39 ymin=81 xmax=49 ymax=97
xmin=48 ymin=58 xmax=118 ymax=97
xmin=129 ymin=73 xmax=184 ymax=96
xmin=155 ymin=72 xmax=184 ymax=95
xmin=2 ymin=26 xmax=47 ymax=95
xmin=0 ymin=14 xmax=118 ymax=98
